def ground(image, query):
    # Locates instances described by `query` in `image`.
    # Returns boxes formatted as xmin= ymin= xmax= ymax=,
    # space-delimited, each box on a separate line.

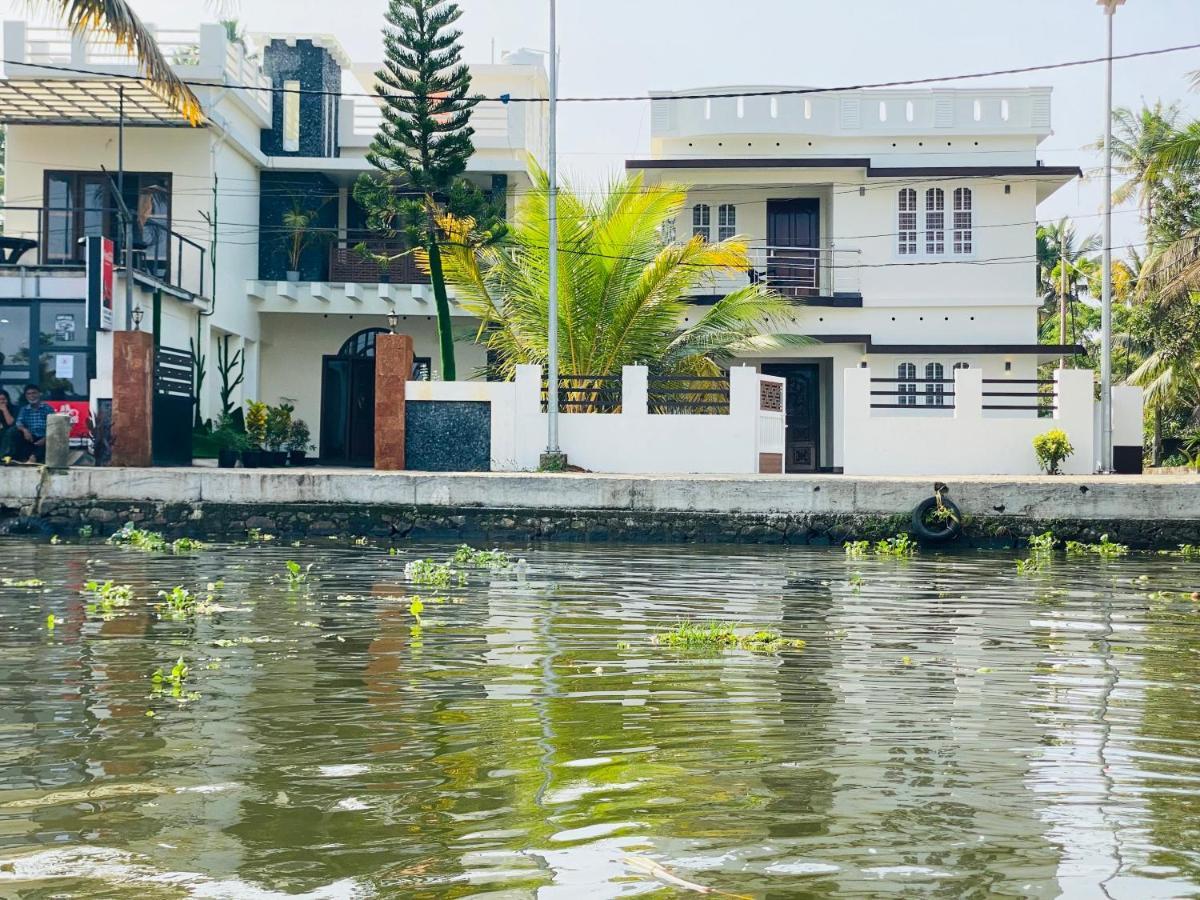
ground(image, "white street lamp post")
xmin=1097 ymin=0 xmax=1125 ymax=472
xmin=544 ymin=0 xmax=561 ymax=463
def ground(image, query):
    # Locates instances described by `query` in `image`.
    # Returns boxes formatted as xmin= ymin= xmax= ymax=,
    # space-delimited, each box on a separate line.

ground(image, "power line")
xmin=4 ymin=39 xmax=1200 ymax=104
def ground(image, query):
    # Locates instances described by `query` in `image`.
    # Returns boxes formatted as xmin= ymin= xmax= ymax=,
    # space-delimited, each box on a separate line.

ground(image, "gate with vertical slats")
xmin=152 ymin=345 xmax=194 ymax=466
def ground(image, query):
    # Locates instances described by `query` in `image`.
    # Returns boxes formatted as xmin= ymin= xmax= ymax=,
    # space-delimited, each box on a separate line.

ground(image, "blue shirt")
xmin=16 ymin=401 xmax=55 ymax=439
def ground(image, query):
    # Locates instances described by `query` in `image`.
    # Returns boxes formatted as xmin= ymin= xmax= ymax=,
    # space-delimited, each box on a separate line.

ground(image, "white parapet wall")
xmin=403 ymin=365 xmax=784 ymax=474
xmin=842 ymin=367 xmax=1113 ymax=476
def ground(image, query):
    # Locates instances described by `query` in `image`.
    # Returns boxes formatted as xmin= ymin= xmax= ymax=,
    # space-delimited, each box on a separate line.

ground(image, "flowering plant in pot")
xmin=287 ymin=418 xmax=313 ymax=466
xmin=263 ymin=403 xmax=293 ymax=466
xmin=242 ymin=400 xmax=269 ymax=468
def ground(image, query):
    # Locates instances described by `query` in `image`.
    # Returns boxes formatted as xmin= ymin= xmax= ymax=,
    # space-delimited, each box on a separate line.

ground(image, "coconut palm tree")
xmin=435 ymin=165 xmax=811 ymax=383
xmin=1094 ymin=101 xmax=1181 ymax=230
xmin=1036 ymin=218 xmax=1100 ymax=346
xmin=45 ymin=0 xmax=202 ymax=124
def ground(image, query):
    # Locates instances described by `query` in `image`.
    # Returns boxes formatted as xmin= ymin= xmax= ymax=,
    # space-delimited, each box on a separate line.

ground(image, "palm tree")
xmin=1036 ymin=218 xmax=1100 ymax=347
xmin=1094 ymin=102 xmax=1181 ymax=230
xmin=436 ymin=165 xmax=810 ymax=382
xmin=46 ymin=1 xmax=202 ymax=125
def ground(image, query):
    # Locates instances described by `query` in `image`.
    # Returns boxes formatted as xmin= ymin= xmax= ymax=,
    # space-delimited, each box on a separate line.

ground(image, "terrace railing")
xmin=870 ymin=376 xmax=956 ymax=410
xmin=328 ymin=238 xmax=429 ymax=284
xmin=982 ymin=379 xmax=1058 ymax=416
xmin=647 ymin=374 xmax=731 ymax=415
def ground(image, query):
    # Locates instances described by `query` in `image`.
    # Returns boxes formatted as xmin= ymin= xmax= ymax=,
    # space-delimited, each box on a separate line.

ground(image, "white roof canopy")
xmin=0 ymin=78 xmax=200 ymax=127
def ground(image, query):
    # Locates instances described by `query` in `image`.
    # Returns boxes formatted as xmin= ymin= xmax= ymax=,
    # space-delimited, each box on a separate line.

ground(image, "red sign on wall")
xmin=47 ymin=401 xmax=90 ymax=439
xmin=87 ymin=235 xmax=114 ymax=331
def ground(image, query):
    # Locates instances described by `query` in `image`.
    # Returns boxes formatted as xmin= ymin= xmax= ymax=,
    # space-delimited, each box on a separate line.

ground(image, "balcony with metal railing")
xmin=0 ymin=205 xmax=208 ymax=299
xmin=687 ymin=243 xmax=862 ymax=302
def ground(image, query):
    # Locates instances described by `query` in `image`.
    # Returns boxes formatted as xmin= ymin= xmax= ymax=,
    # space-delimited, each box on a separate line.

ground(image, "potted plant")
xmin=287 ymin=418 xmax=313 ymax=466
xmin=243 ymin=400 xmax=269 ymax=468
xmin=213 ymin=412 xmax=248 ymax=469
xmin=264 ymin=402 xmax=293 ymax=466
xmin=282 ymin=201 xmax=325 ymax=282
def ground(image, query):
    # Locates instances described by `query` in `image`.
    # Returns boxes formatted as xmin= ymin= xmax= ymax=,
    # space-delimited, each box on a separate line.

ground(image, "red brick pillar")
xmin=112 ymin=330 xmax=155 ymax=467
xmin=375 ymin=332 xmax=413 ymax=470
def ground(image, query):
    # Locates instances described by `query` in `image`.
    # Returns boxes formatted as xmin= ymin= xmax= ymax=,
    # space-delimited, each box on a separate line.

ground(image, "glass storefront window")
xmin=38 ymin=303 xmax=87 ymax=348
xmin=0 ymin=306 xmax=32 ymax=370
xmin=38 ymin=351 xmax=88 ymax=399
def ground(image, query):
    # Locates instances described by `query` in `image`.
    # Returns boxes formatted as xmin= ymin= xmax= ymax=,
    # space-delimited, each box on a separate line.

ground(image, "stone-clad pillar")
xmin=112 ymin=330 xmax=154 ymax=467
xmin=375 ymin=333 xmax=413 ymax=470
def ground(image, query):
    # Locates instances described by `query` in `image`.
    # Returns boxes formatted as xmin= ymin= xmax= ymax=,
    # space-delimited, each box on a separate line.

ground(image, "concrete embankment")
xmin=1 ymin=467 xmax=1199 ymax=548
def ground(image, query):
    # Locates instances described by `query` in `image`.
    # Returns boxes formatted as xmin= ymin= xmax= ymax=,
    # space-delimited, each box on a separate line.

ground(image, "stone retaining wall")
xmin=3 ymin=467 xmax=1200 ymax=548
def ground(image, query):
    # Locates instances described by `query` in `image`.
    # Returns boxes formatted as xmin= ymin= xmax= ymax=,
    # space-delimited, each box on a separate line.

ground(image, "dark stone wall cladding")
xmin=258 ymin=171 xmax=339 ymax=281
xmin=4 ymin=499 xmax=1200 ymax=550
xmin=405 ymin=401 xmax=491 ymax=472
xmin=261 ymin=39 xmax=341 ymax=158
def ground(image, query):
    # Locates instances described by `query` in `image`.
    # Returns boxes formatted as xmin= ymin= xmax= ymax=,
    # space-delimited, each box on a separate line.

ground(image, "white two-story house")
xmin=0 ymin=20 xmax=545 ymax=463
xmin=628 ymin=86 xmax=1080 ymax=473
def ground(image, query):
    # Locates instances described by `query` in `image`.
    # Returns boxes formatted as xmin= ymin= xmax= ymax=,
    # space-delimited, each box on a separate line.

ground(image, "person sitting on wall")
xmin=0 ymin=388 xmax=16 ymax=459
xmin=13 ymin=384 xmax=55 ymax=464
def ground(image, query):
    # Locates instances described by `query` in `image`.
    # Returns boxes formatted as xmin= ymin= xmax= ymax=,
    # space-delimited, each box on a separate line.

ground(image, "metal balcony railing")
xmin=0 ymin=205 xmax=207 ymax=298
xmin=685 ymin=243 xmax=861 ymax=298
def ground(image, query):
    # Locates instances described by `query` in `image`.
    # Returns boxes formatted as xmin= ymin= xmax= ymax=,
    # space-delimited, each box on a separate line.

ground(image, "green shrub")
xmin=1033 ymin=429 xmax=1074 ymax=475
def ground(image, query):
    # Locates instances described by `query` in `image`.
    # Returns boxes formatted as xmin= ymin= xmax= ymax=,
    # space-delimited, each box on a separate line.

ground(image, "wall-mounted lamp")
xmin=387 ymin=309 xmax=399 ymax=333
xmin=132 ymin=306 xmax=144 ymax=331
xmin=1004 ymin=184 xmax=1011 ymax=194
xmin=1004 ymin=360 xmax=1013 ymax=372
xmin=858 ymin=186 xmax=866 ymax=197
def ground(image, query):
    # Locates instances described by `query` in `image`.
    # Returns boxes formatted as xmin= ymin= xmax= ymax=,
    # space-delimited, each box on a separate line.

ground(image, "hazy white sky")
xmin=9 ymin=0 xmax=1200 ymax=252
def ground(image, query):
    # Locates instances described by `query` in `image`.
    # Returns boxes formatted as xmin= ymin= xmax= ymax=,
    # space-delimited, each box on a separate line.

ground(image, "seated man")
xmin=13 ymin=384 xmax=55 ymax=463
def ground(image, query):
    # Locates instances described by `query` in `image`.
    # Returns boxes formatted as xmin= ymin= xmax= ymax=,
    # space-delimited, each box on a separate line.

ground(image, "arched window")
xmin=897 ymin=189 xmax=917 ymax=255
xmin=717 ymin=204 xmax=736 ymax=241
xmin=953 ymin=361 xmax=970 ymax=371
xmin=897 ymin=362 xmax=917 ymax=407
xmin=337 ymin=328 xmax=389 ymax=358
xmin=953 ymin=188 xmax=973 ymax=254
xmin=692 ymin=203 xmax=711 ymax=241
xmin=925 ymin=362 xmax=945 ymax=407
xmin=924 ymin=188 xmax=945 ymax=255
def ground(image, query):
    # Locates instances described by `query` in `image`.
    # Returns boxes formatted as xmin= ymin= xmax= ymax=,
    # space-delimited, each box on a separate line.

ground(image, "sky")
xmin=8 ymin=0 xmax=1200 ymax=254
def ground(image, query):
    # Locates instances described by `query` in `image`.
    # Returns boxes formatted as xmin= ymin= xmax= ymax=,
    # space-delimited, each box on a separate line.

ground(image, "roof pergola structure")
xmin=0 ymin=78 xmax=202 ymax=128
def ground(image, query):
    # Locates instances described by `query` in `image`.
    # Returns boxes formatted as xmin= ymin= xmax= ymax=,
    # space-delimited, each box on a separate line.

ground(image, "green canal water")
xmin=1 ymin=537 xmax=1199 ymax=898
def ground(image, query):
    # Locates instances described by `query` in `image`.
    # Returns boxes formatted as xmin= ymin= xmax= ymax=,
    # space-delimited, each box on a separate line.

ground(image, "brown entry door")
xmin=762 ymin=363 xmax=821 ymax=472
xmin=766 ymin=199 xmax=820 ymax=297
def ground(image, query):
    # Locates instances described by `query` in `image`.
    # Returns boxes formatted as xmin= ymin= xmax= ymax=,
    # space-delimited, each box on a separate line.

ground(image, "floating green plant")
xmin=2 ymin=577 xmax=45 ymax=588
xmin=45 ymin=613 xmax=57 ymax=630
xmin=1065 ymin=535 xmax=1129 ymax=558
xmin=450 ymin=545 xmax=512 ymax=569
xmin=108 ymin=523 xmax=205 ymax=554
xmin=247 ymin=528 xmax=275 ymax=542
xmin=408 ymin=596 xmax=425 ymax=625
xmin=1027 ymin=531 xmax=1057 ymax=553
xmin=404 ymin=559 xmax=466 ymax=587
xmin=284 ymin=561 xmax=313 ymax=587
xmin=653 ymin=621 xmax=806 ymax=654
xmin=1016 ymin=557 xmax=1044 ymax=575
xmin=150 ymin=657 xmax=198 ymax=701
xmin=873 ymin=534 xmax=918 ymax=558
xmin=157 ymin=586 xmax=197 ymax=618
xmin=83 ymin=580 xmax=134 ymax=617
xmin=844 ymin=541 xmax=870 ymax=558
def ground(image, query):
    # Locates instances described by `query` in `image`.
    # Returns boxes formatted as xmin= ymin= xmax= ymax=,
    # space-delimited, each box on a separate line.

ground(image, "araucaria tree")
xmin=356 ymin=0 xmax=495 ymax=381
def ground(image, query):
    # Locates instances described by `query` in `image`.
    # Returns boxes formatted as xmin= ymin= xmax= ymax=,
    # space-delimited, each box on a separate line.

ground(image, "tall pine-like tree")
xmin=356 ymin=0 xmax=491 ymax=381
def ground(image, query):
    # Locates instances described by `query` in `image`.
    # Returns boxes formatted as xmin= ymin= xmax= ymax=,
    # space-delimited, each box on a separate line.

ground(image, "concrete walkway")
xmin=2 ymin=465 xmax=1198 ymax=523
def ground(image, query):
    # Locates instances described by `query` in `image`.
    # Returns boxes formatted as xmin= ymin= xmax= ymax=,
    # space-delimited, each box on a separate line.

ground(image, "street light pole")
xmin=544 ymin=0 xmax=561 ymax=462
xmin=1098 ymin=0 xmax=1124 ymax=472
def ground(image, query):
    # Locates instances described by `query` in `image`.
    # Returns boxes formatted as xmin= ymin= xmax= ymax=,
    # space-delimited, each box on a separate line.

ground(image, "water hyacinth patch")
xmin=873 ymin=534 xmax=918 ymax=558
xmin=284 ymin=561 xmax=313 ymax=587
xmin=108 ymin=523 xmax=206 ymax=554
xmin=653 ymin=621 xmax=806 ymax=654
xmin=83 ymin=580 xmax=134 ymax=617
xmin=450 ymin=545 xmax=512 ymax=569
xmin=2 ymin=577 xmax=45 ymax=587
xmin=404 ymin=559 xmax=466 ymax=587
xmin=150 ymin=657 xmax=198 ymax=702
xmin=1065 ymin=535 xmax=1129 ymax=557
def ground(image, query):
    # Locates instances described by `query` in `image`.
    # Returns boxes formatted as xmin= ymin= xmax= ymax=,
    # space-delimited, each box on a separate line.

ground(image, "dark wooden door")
xmin=766 ymin=199 xmax=820 ymax=297
xmin=762 ymin=363 xmax=820 ymax=472
xmin=319 ymin=356 xmax=375 ymax=465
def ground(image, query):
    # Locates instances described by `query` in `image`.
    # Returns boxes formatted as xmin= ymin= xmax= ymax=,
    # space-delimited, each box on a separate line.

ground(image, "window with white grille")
xmin=897 ymin=189 xmax=917 ymax=255
xmin=924 ymin=188 xmax=945 ymax=255
xmin=717 ymin=204 xmax=736 ymax=241
xmin=953 ymin=188 xmax=973 ymax=254
xmin=661 ymin=216 xmax=677 ymax=244
xmin=898 ymin=362 xmax=917 ymax=406
xmin=924 ymin=362 xmax=945 ymax=407
xmin=692 ymin=204 xmax=711 ymax=241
